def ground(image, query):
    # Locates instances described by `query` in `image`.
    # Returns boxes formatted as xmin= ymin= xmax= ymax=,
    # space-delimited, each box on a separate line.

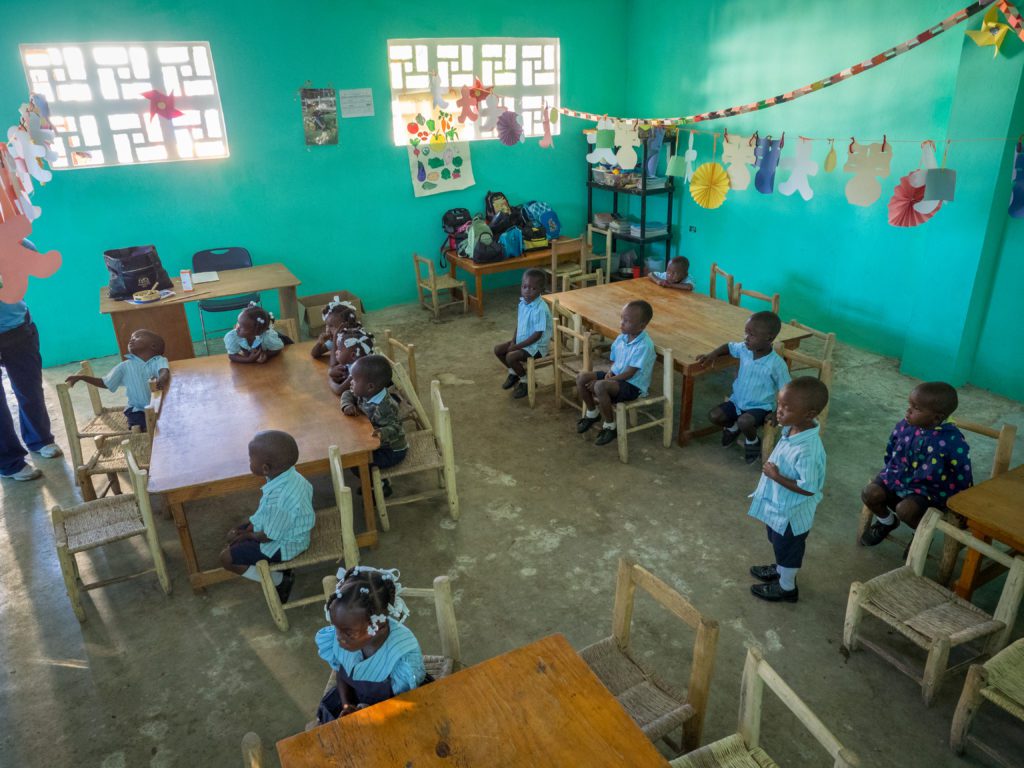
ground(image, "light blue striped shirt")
xmin=224 ymin=328 xmax=285 ymax=355
xmin=651 ymin=272 xmax=695 ymax=287
xmin=315 ymin=618 xmax=426 ymax=693
xmin=748 ymin=424 xmax=826 ymax=535
xmin=728 ymin=342 xmax=791 ymax=412
xmin=516 ymin=297 xmax=553 ymax=356
xmin=249 ymin=466 xmax=315 ymax=560
xmin=611 ymin=331 xmax=657 ymax=396
xmin=0 ymin=301 xmax=28 ymax=333
xmin=102 ymin=353 xmax=169 ymax=411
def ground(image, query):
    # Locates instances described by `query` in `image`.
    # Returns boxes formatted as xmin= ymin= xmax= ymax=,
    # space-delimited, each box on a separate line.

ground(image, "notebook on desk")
xmin=191 ymin=271 xmax=220 ymax=284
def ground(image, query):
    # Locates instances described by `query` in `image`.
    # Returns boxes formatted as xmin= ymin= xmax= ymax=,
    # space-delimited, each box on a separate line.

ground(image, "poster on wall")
xmin=407 ymin=141 xmax=474 ymax=197
xmin=300 ymin=88 xmax=339 ymax=146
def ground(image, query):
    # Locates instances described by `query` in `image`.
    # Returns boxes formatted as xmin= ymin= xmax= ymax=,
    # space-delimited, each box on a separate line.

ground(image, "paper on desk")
xmin=191 ymin=271 xmax=219 ymax=284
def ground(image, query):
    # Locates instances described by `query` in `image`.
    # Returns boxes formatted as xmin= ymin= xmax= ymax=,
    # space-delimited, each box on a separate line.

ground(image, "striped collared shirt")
xmin=224 ymin=328 xmax=284 ymax=355
xmin=728 ymin=342 xmax=791 ymax=412
xmin=611 ymin=330 xmax=657 ymax=396
xmin=651 ymin=272 xmax=695 ymax=287
xmin=250 ymin=466 xmax=315 ymax=560
xmin=102 ymin=353 xmax=169 ymax=411
xmin=516 ymin=297 xmax=553 ymax=356
xmin=747 ymin=424 xmax=826 ymax=535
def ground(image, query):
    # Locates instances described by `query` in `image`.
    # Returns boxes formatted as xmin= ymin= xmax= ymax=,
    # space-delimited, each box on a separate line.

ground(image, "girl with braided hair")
xmin=314 ymin=566 xmax=427 ymax=723
xmin=224 ymin=302 xmax=284 ymax=364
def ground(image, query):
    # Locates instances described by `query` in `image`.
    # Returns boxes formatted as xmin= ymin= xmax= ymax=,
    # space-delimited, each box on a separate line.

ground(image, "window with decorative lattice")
xmin=19 ymin=42 xmax=228 ymax=169
xmin=387 ymin=37 xmax=560 ymax=146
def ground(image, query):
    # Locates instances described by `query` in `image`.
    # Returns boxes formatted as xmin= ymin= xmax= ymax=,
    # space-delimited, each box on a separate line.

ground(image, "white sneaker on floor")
xmin=2 ymin=465 xmax=42 ymax=481
xmin=33 ymin=443 xmax=63 ymax=459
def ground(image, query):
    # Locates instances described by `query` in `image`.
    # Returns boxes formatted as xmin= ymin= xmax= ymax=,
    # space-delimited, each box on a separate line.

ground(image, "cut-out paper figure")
xmin=823 ymin=140 xmax=837 ymax=173
xmin=614 ymin=123 xmax=639 ymax=168
xmin=754 ymin=136 xmax=782 ymax=195
xmin=586 ymin=118 xmax=617 ymax=164
xmin=141 ymin=90 xmax=183 ymax=121
xmin=496 ymin=110 xmax=523 ymax=146
xmin=966 ymin=5 xmax=1010 ymax=57
xmin=467 ymin=78 xmax=492 ymax=103
xmin=683 ymin=131 xmax=698 ymax=183
xmin=539 ymin=104 xmax=554 ymax=149
xmin=778 ymin=138 xmax=819 ymax=201
xmin=0 ymin=181 xmax=61 ymax=302
xmin=1009 ymin=141 xmax=1024 ymax=218
xmin=455 ymin=86 xmax=478 ymax=123
xmin=478 ymin=94 xmax=501 ymax=131
xmin=909 ymin=141 xmax=941 ymax=215
xmin=6 ymin=126 xmax=51 ymax=186
xmin=645 ymin=126 xmax=664 ymax=177
xmin=721 ymin=133 xmax=755 ymax=191
xmin=429 ymin=73 xmax=449 ymax=109
xmin=844 ymin=141 xmax=892 ymax=207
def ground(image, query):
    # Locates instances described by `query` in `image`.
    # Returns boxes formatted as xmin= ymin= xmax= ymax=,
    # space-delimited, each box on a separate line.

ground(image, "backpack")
xmin=498 ymin=226 xmax=524 ymax=258
xmin=523 ymin=200 xmax=561 ymax=240
xmin=488 ymin=210 xmax=512 ymax=236
xmin=440 ymin=207 xmax=473 ymax=267
xmin=472 ymin=238 xmax=505 ymax=263
xmin=511 ymin=204 xmax=547 ymax=243
xmin=460 ymin=216 xmax=492 ymax=257
xmin=103 ymin=245 xmax=173 ymax=299
xmin=485 ymin=191 xmax=512 ymax=218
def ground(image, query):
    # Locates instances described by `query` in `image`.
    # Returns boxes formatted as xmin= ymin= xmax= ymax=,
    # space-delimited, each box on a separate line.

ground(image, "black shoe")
xmin=744 ymin=439 xmax=762 ymax=464
xmin=721 ymin=428 xmax=740 ymax=447
xmin=276 ymin=569 xmax=295 ymax=604
xmin=512 ymin=382 xmax=529 ymax=399
xmin=595 ymin=427 xmax=617 ymax=446
xmin=577 ymin=415 xmax=600 ymax=433
xmin=860 ymin=518 xmax=900 ymax=547
xmin=751 ymin=582 xmax=798 ymax=602
xmin=749 ymin=564 xmax=780 ymax=583
xmin=502 ymin=373 xmax=520 ymax=390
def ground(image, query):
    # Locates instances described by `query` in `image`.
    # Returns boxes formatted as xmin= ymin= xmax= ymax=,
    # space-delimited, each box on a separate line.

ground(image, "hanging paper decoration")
xmin=456 ymin=86 xmax=478 ymax=123
xmin=777 ymin=138 xmax=819 ymax=201
xmin=966 ymin=5 xmax=1010 ymax=56
xmin=141 ymin=89 xmax=183 ymax=121
xmin=754 ymin=135 xmax=782 ymax=194
xmin=683 ymin=131 xmax=698 ymax=183
xmin=478 ymin=94 xmax=501 ymax=131
xmin=823 ymin=139 xmax=838 ymax=173
xmin=586 ymin=118 xmax=618 ymax=164
xmin=429 ymin=73 xmax=449 ymax=109
xmin=539 ymin=103 xmax=554 ymax=149
xmin=467 ymin=78 xmax=492 ymax=103
xmin=888 ymin=176 xmax=941 ymax=228
xmin=407 ymin=141 xmax=474 ymax=197
xmin=496 ymin=110 xmax=524 ymax=146
xmin=721 ymin=133 xmax=755 ymax=191
xmin=645 ymin=127 xmax=665 ymax=177
xmin=550 ymin=107 xmax=559 ymax=125
xmin=690 ymin=162 xmax=730 ymax=209
xmin=844 ymin=140 xmax=892 ymax=206
xmin=0 ymin=190 xmax=61 ymax=302
xmin=614 ymin=123 xmax=640 ymax=168
xmin=909 ymin=141 xmax=941 ymax=215
xmin=924 ymin=141 xmax=956 ymax=201
xmin=1009 ymin=139 xmax=1024 ymax=218
xmin=665 ymin=133 xmax=688 ymax=177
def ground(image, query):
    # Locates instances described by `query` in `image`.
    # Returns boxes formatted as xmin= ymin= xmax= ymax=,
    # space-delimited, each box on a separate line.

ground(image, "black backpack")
xmin=472 ymin=239 xmax=505 ymax=264
xmin=440 ymin=208 xmax=473 ymax=267
xmin=511 ymin=204 xmax=547 ymax=242
xmin=485 ymin=191 xmax=512 ymax=218
xmin=103 ymin=245 xmax=173 ymax=299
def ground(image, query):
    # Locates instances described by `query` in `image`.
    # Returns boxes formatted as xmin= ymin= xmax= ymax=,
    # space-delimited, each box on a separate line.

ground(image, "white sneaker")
xmin=2 ymin=465 xmax=42 ymax=481
xmin=34 ymin=443 xmax=63 ymax=459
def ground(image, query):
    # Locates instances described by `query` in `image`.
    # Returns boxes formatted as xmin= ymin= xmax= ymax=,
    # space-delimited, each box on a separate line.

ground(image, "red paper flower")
xmin=141 ymin=90 xmax=184 ymax=121
xmin=468 ymin=78 xmax=492 ymax=102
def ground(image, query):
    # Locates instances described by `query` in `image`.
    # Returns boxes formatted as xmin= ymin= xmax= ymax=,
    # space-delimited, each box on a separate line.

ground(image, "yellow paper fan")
xmin=690 ymin=162 xmax=730 ymax=209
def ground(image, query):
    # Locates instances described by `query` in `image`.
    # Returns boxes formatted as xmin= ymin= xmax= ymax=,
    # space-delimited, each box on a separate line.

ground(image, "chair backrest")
xmin=551 ymin=301 xmax=592 ymax=370
xmin=327 ymin=445 xmax=359 ymax=568
xmin=430 ymin=380 xmax=456 ymax=464
xmin=389 ymin=359 xmax=432 ymax=431
xmin=382 ymin=330 xmax=418 ymax=395
xmin=735 ymin=647 xmax=860 ymax=768
xmin=611 ymin=559 xmax=718 ymax=747
xmin=774 ymin=343 xmax=834 ymax=430
xmin=788 ymin=319 xmax=836 ymax=363
xmin=273 ymin=317 xmax=299 ymax=343
xmin=77 ymin=360 xmax=105 ymax=415
xmin=54 ymin=381 xmax=86 ymax=468
xmin=124 ymin=438 xmax=157 ymax=531
xmin=654 ymin=345 xmax=674 ymax=401
xmin=734 ymin=283 xmax=780 ymax=314
xmin=954 ymin=420 xmax=1017 ymax=480
xmin=192 ymin=247 xmax=253 ymax=272
xmin=413 ymin=253 xmax=436 ymax=288
xmin=709 ymin=262 xmax=735 ymax=303
xmin=551 ymin=236 xmax=585 ymax=272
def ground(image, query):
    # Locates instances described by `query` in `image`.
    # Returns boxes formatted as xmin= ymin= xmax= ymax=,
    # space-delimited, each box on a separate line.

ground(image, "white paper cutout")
xmin=7 ymin=127 xmax=51 ymax=186
xmin=844 ymin=141 xmax=892 ymax=207
xmin=721 ymin=133 xmax=755 ymax=191
xmin=614 ymin=123 xmax=639 ymax=168
xmin=778 ymin=138 xmax=819 ymax=201
xmin=909 ymin=142 xmax=940 ymax=214
xmin=683 ymin=132 xmax=698 ymax=183
xmin=586 ymin=118 xmax=618 ymax=164
xmin=429 ymin=73 xmax=449 ymax=109
xmin=478 ymin=94 xmax=501 ymax=132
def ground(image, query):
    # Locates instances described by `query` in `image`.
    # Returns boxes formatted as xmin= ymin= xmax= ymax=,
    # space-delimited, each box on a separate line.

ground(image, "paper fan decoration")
xmin=690 ymin=162 xmax=730 ymax=209
xmin=496 ymin=110 xmax=523 ymax=146
xmin=888 ymin=175 xmax=941 ymax=228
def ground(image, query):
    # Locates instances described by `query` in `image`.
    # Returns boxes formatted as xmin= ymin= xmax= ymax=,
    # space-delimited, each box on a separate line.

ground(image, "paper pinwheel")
xmin=496 ymin=110 xmax=523 ymax=146
xmin=966 ymin=6 xmax=1010 ymax=57
xmin=690 ymin=162 xmax=730 ymax=209
xmin=141 ymin=90 xmax=183 ymax=121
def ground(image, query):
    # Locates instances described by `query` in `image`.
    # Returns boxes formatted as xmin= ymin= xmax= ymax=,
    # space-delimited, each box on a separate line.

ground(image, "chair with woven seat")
xmin=733 ymin=283 xmax=780 ymax=314
xmin=51 ymin=439 xmax=171 ymax=622
xmin=585 ymin=223 xmax=613 ymax=283
xmin=256 ymin=445 xmax=359 ymax=631
xmin=414 ymin=252 xmax=467 ymax=321
xmin=787 ymin=319 xmax=836 ymax=367
xmin=843 ymin=508 xmax=1024 ymax=705
xmin=193 ymin=247 xmax=261 ymax=354
xmin=580 ymin=559 xmax=719 ymax=755
xmin=670 ymin=647 xmax=860 ymax=768
xmin=540 ymin=236 xmax=586 ymax=293
xmin=614 ymin=346 xmax=674 ymax=464
xmin=371 ymin=378 xmax=458 ymax=531
xmin=709 ymin=262 xmax=735 ymax=304
xmin=382 ymin=329 xmax=423 ymax=427
xmin=950 ymin=637 xmax=1024 ymax=765
xmin=76 ymin=410 xmax=155 ymax=501
xmin=552 ymin=301 xmax=594 ymax=412
xmin=759 ymin=343 xmax=834 ymax=460
xmin=56 ymin=360 xmax=134 ymax=440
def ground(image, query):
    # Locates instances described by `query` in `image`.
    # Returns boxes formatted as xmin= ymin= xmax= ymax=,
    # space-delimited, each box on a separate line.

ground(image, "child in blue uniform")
xmin=494 ymin=269 xmax=553 ymax=400
xmin=311 ymin=298 xmax=360 ymax=359
xmin=648 ymin=256 xmax=695 ymax=291
xmin=225 ymin=303 xmax=284 ymax=364
xmin=315 ymin=566 xmax=427 ymax=723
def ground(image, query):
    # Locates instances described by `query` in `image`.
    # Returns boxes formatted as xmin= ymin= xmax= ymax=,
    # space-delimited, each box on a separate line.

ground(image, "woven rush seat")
xmin=57 ymin=495 xmax=146 ymax=553
xmin=267 ymin=507 xmax=345 ymax=572
xmin=379 ymin=430 xmax=442 ymax=480
xmin=79 ymin=407 xmax=132 ymax=438
xmin=671 ymin=733 xmax=778 ymax=768
xmin=85 ymin=431 xmax=153 ymax=474
xmin=580 ymin=637 xmax=694 ymax=741
xmin=982 ymin=639 xmax=1024 ymax=715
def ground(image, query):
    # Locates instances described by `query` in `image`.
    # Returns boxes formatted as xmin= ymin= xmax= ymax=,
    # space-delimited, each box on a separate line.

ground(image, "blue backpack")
xmin=523 ymin=200 xmax=561 ymax=240
xmin=499 ymin=226 xmax=524 ymax=258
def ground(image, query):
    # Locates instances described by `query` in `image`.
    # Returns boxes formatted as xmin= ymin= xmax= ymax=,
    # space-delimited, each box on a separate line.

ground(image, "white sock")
xmin=585 ymin=408 xmax=599 ymax=418
xmin=745 ymin=436 xmax=759 ymax=444
xmin=726 ymin=424 xmax=740 ymax=433
xmin=777 ymin=566 xmax=798 ymax=591
xmin=240 ymin=566 xmax=282 ymax=585
xmin=603 ymin=421 xmax=615 ymax=430
xmin=876 ymin=512 xmax=896 ymax=526
xmin=507 ymin=368 xmax=518 ymax=376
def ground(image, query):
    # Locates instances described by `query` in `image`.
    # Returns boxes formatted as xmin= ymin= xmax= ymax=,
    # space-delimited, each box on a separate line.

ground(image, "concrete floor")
xmin=2 ymin=286 xmax=1023 ymax=768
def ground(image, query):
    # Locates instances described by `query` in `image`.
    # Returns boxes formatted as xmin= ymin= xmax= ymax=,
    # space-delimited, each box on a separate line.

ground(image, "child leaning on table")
xmin=315 ymin=566 xmax=427 ymax=723
xmin=696 ymin=310 xmax=791 ymax=464
xmin=327 ymin=325 xmax=375 ymax=396
xmin=341 ymin=355 xmax=407 ymax=496
xmin=219 ymin=430 xmax=314 ymax=605
xmin=494 ymin=268 xmax=553 ymax=400
xmin=224 ymin=302 xmax=284 ymax=364
xmin=859 ymin=381 xmax=974 ymax=547
xmin=648 ymin=256 xmax=694 ymax=291
xmin=65 ymin=328 xmax=169 ymax=432
xmin=311 ymin=298 xmax=361 ymax=359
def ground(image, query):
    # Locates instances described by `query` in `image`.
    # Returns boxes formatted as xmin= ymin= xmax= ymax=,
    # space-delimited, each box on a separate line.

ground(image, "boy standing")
xmin=649 ymin=256 xmax=695 ymax=291
xmin=494 ymin=269 xmax=553 ymax=399
xmin=576 ymin=300 xmax=657 ymax=446
xmin=748 ymin=377 xmax=830 ymax=603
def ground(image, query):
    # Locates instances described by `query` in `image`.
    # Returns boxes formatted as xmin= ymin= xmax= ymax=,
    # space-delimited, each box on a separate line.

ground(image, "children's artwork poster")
xmin=300 ymin=88 xmax=339 ymax=146
xmin=406 ymin=111 xmax=474 ymax=197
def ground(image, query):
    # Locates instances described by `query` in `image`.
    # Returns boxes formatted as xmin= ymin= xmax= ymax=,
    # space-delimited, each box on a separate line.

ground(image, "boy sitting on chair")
xmin=575 ymin=300 xmax=656 ymax=447
xmin=494 ymin=269 xmax=553 ymax=400
xmin=65 ymin=328 xmax=169 ymax=432
xmin=220 ymin=430 xmax=314 ymax=604
xmin=341 ymin=355 xmax=408 ymax=497
xmin=648 ymin=256 xmax=694 ymax=291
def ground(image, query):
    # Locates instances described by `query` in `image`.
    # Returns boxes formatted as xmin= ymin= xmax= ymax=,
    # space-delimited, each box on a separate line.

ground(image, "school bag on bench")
xmin=524 ymin=200 xmax=562 ymax=240
xmin=499 ymin=226 xmax=524 ymax=258
xmin=485 ymin=191 xmax=514 ymax=236
xmin=440 ymin=207 xmax=472 ymax=268
xmin=461 ymin=216 xmax=505 ymax=263
xmin=511 ymin=205 xmax=549 ymax=251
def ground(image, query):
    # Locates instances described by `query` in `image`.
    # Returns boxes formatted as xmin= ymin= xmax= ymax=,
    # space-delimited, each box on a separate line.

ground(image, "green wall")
xmin=2 ymin=0 xmax=627 ymax=366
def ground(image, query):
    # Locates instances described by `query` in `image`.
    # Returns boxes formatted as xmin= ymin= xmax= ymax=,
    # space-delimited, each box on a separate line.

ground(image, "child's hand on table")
xmin=342 ymin=403 xmax=358 ymax=417
xmin=694 ymin=353 xmax=712 ymax=367
xmin=254 ymin=349 xmax=268 ymax=364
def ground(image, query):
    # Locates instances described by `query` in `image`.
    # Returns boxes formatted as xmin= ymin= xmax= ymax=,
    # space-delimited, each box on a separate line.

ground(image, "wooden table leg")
xmin=954 ymin=543 xmax=986 ymax=600
xmin=278 ymin=285 xmax=299 ymax=322
xmin=449 ymin=260 xmax=464 ymax=303
xmin=473 ymin=275 xmax=484 ymax=317
xmin=169 ymin=500 xmax=206 ymax=594
xmin=677 ymin=373 xmax=696 ymax=446
xmin=112 ymin=303 xmax=194 ymax=361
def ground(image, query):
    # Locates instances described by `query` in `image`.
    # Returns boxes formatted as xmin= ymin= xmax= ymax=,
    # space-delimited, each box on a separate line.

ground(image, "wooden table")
xmin=276 ymin=634 xmax=670 ymax=768
xmin=948 ymin=464 xmax=1024 ymax=599
xmin=147 ymin=341 xmax=378 ymax=593
xmin=99 ymin=263 xmax=301 ymax=361
xmin=547 ymin=280 xmax=810 ymax=446
xmin=446 ymin=245 xmax=559 ymax=317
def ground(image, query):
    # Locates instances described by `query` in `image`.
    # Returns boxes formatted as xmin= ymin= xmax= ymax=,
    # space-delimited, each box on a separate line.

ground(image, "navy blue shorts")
xmin=594 ymin=371 xmax=641 ymax=403
xmin=719 ymin=401 xmax=770 ymax=427
xmin=373 ymin=446 xmax=407 ymax=469
xmin=228 ymin=538 xmax=283 ymax=567
xmin=124 ymin=407 xmax=148 ymax=432
xmin=766 ymin=524 xmax=809 ymax=569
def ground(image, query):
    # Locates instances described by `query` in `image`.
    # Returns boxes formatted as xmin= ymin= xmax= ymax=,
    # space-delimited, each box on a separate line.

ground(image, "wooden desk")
xmin=948 ymin=464 xmax=1024 ymax=599
xmin=276 ymin=634 xmax=670 ymax=768
xmin=99 ymin=263 xmax=301 ymax=361
xmin=446 ymin=245 xmax=561 ymax=317
xmin=547 ymin=280 xmax=810 ymax=446
xmin=147 ymin=342 xmax=378 ymax=593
